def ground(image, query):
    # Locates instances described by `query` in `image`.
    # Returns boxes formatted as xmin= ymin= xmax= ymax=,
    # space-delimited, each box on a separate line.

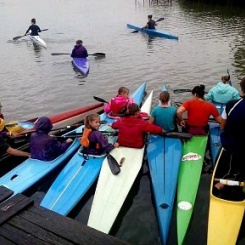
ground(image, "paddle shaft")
xmin=51 ymin=52 xmax=105 ymax=57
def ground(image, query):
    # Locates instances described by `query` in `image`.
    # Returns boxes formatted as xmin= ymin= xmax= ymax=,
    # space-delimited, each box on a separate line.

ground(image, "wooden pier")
xmin=0 ymin=186 xmax=130 ymax=245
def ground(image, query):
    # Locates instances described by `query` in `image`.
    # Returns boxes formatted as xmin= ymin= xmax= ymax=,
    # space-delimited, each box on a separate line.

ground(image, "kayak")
xmin=207 ymin=148 xmax=245 ymax=245
xmin=87 ymin=90 xmax=153 ymax=234
xmin=127 ymin=24 xmax=178 ymax=40
xmin=40 ymin=83 xmax=147 ymax=215
xmin=208 ymin=101 xmax=226 ymax=166
xmin=146 ymin=84 xmax=183 ymax=245
xmin=72 ymin=58 xmax=90 ymax=77
xmin=29 ymin=35 xmax=47 ymax=48
xmin=0 ymin=103 xmax=104 ymax=162
xmin=176 ymin=135 xmax=208 ymax=245
xmin=0 ymin=126 xmax=82 ymax=197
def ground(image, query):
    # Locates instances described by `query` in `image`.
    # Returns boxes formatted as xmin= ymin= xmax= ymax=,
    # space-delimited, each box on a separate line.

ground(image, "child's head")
xmin=118 ymin=87 xmax=130 ymax=97
xmin=159 ymin=91 xmax=170 ymax=104
xmin=85 ymin=114 xmax=100 ymax=130
xmin=126 ymin=103 xmax=140 ymax=116
xmin=221 ymin=74 xmax=230 ymax=83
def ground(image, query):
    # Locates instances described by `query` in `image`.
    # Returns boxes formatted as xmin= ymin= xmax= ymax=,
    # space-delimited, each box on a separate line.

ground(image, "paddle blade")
xmin=90 ymin=53 xmax=106 ymax=57
xmin=107 ymin=154 xmax=121 ymax=175
xmin=173 ymin=89 xmax=192 ymax=94
xmin=13 ymin=35 xmax=25 ymax=41
xmin=163 ymin=132 xmax=193 ymax=140
xmin=156 ymin=17 xmax=165 ymax=22
xmin=93 ymin=96 xmax=108 ymax=104
xmin=132 ymin=30 xmax=139 ymax=33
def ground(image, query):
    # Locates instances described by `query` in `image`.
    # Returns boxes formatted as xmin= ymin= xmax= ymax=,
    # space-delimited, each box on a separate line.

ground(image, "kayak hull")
xmin=72 ymin=58 xmax=90 ymax=77
xmin=40 ymin=83 xmax=147 ymax=215
xmin=29 ymin=35 xmax=47 ymax=48
xmin=127 ymin=24 xmax=178 ymax=40
xmin=207 ymin=148 xmax=245 ymax=245
xmin=87 ymin=91 xmax=153 ymax=233
xmin=177 ymin=136 xmax=208 ymax=245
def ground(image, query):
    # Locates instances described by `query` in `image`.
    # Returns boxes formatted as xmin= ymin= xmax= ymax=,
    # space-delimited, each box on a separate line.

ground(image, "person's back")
xmin=144 ymin=15 xmax=157 ymax=29
xmin=25 ymin=18 xmax=41 ymax=36
xmin=112 ymin=103 xmax=163 ymax=148
xmin=150 ymin=91 xmax=177 ymax=132
xmin=30 ymin=117 xmax=72 ymax=161
xmin=71 ymin=40 xmax=88 ymax=58
xmin=205 ymin=75 xmax=240 ymax=104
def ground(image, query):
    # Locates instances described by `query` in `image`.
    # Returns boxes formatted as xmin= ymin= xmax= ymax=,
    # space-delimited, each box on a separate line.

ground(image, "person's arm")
xmin=25 ymin=26 xmax=31 ymax=35
xmin=177 ymin=105 xmax=186 ymax=127
xmin=148 ymin=116 xmax=154 ymax=124
xmin=204 ymin=90 xmax=213 ymax=101
xmin=6 ymin=147 xmax=30 ymax=157
xmin=84 ymin=48 xmax=88 ymax=58
xmin=37 ymin=26 xmax=41 ymax=32
xmin=104 ymin=101 xmax=111 ymax=113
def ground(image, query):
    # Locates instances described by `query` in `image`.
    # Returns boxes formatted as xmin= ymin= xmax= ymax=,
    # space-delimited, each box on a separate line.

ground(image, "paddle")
xmin=13 ymin=29 xmax=49 ymax=41
xmin=162 ymin=131 xmax=193 ymax=140
xmin=107 ymin=153 xmax=121 ymax=175
xmin=51 ymin=52 xmax=106 ymax=58
xmin=214 ymin=178 xmax=245 ymax=187
xmin=50 ymin=131 xmax=118 ymax=138
xmin=93 ymin=96 xmax=108 ymax=104
xmin=132 ymin=17 xmax=165 ymax=33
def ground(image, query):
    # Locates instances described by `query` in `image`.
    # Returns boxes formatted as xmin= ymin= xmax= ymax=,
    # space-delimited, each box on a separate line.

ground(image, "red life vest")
xmin=110 ymin=96 xmax=129 ymax=114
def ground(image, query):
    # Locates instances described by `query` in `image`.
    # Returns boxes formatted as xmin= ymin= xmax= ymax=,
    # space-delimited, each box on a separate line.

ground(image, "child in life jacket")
xmin=80 ymin=113 xmax=119 ymax=155
xmin=104 ymin=87 xmax=135 ymax=116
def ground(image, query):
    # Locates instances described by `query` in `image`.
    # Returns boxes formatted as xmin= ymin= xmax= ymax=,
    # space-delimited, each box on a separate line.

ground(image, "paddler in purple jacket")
xmin=71 ymin=40 xmax=88 ymax=58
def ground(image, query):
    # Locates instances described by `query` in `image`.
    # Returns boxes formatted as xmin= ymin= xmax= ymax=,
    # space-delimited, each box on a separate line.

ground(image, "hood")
xmin=215 ymin=82 xmax=232 ymax=94
xmin=35 ymin=117 xmax=53 ymax=133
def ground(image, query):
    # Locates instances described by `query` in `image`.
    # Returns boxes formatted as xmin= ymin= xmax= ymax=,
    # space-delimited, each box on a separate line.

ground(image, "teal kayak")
xmin=40 ymin=82 xmax=147 ymax=215
xmin=146 ymin=84 xmax=183 ymax=244
xmin=127 ymin=23 xmax=178 ymax=40
xmin=177 ymin=135 xmax=208 ymax=245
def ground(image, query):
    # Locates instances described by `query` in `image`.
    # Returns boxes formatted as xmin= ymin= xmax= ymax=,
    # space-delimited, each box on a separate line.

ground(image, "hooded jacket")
xmin=30 ymin=117 xmax=72 ymax=161
xmin=71 ymin=45 xmax=88 ymax=58
xmin=205 ymin=82 xmax=240 ymax=104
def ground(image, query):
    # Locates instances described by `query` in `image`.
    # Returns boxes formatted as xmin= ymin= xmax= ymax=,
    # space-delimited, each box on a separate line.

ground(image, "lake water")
xmin=1 ymin=0 xmax=245 ymax=244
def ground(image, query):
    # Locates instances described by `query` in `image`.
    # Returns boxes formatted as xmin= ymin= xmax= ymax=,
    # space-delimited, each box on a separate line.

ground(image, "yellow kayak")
xmin=207 ymin=148 xmax=245 ymax=245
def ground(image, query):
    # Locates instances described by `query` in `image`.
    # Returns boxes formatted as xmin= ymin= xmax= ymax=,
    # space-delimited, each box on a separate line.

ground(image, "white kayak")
xmin=29 ymin=35 xmax=47 ymax=48
xmin=87 ymin=90 xmax=154 ymax=234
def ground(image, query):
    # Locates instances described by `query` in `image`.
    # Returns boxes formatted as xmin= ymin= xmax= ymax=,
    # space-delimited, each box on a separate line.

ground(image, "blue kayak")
xmin=146 ymin=84 xmax=183 ymax=244
xmin=40 ymin=82 xmax=147 ymax=215
xmin=127 ymin=24 xmax=178 ymax=40
xmin=72 ymin=57 xmax=90 ymax=77
xmin=0 ymin=127 xmax=82 ymax=197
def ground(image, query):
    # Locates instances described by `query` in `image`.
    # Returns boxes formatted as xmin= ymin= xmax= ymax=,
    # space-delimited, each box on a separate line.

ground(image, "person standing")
xmin=71 ymin=40 xmax=88 ymax=58
xmin=143 ymin=15 xmax=157 ymax=29
xmin=25 ymin=18 xmax=41 ymax=36
xmin=205 ymin=74 xmax=240 ymax=103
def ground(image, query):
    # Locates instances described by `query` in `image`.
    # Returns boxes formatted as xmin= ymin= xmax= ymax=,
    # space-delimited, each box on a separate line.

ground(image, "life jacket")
xmin=80 ymin=128 xmax=100 ymax=149
xmin=110 ymin=96 xmax=129 ymax=115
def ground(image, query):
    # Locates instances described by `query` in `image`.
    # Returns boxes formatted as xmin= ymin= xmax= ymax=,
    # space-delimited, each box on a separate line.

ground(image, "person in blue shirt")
xmin=143 ymin=15 xmax=157 ymax=29
xmin=205 ymin=74 xmax=240 ymax=104
xmin=25 ymin=18 xmax=41 ymax=36
xmin=30 ymin=117 xmax=73 ymax=161
xmin=149 ymin=91 xmax=177 ymax=132
xmin=71 ymin=40 xmax=88 ymax=58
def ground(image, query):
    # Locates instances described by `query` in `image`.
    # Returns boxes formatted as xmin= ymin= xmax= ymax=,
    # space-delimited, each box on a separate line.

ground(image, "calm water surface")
xmin=1 ymin=0 xmax=245 ymax=244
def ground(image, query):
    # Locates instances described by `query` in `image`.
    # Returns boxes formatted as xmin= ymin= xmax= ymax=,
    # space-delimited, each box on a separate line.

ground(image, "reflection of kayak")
xmin=29 ymin=35 xmax=47 ymax=48
xmin=127 ymin=24 xmax=178 ymax=40
xmin=87 ymin=90 xmax=153 ymax=234
xmin=177 ymin=135 xmax=208 ymax=245
xmin=40 ymin=83 xmax=146 ymax=215
xmin=72 ymin=58 xmax=90 ymax=77
xmin=207 ymin=148 xmax=245 ymax=245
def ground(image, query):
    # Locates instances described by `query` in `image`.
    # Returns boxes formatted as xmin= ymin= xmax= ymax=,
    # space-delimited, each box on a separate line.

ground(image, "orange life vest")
xmin=80 ymin=128 xmax=100 ymax=149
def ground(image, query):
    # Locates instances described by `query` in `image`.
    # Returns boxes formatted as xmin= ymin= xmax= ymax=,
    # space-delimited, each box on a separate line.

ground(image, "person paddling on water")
xmin=205 ymin=74 xmax=240 ymax=104
xmin=111 ymin=103 xmax=164 ymax=148
xmin=177 ymin=84 xmax=223 ymax=135
xmin=30 ymin=117 xmax=73 ymax=161
xmin=25 ymin=18 xmax=41 ymax=36
xmin=71 ymin=40 xmax=88 ymax=58
xmin=80 ymin=113 xmax=119 ymax=155
xmin=143 ymin=15 xmax=157 ymax=29
xmin=104 ymin=87 xmax=135 ymax=116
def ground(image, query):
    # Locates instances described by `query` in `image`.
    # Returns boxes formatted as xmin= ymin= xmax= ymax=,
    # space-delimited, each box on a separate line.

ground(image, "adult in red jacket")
xmin=111 ymin=103 xmax=164 ymax=148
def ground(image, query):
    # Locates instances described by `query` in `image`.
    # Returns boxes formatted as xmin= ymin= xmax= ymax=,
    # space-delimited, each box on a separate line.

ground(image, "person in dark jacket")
xmin=71 ymin=40 xmax=88 ymax=58
xmin=30 ymin=117 xmax=73 ymax=161
xmin=143 ymin=15 xmax=157 ymax=29
xmin=25 ymin=18 xmax=41 ymax=36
